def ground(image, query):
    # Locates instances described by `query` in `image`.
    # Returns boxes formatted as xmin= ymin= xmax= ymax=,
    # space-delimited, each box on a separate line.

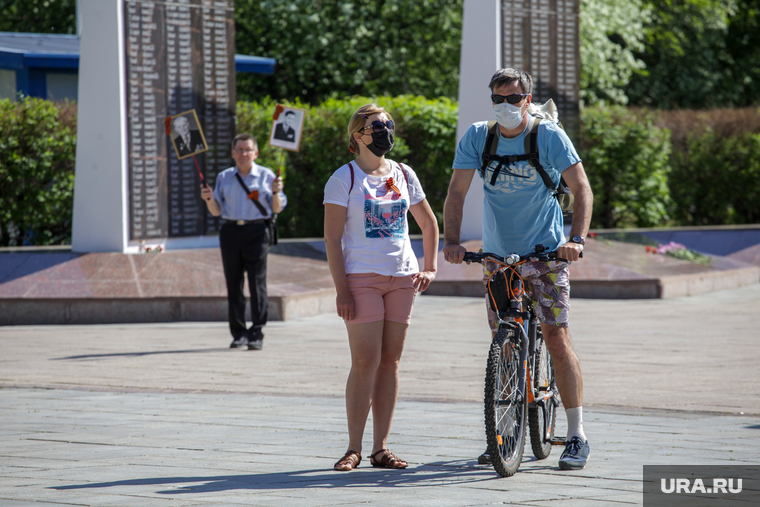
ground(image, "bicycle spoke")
xmin=485 ymin=326 xmax=527 ymax=477
xmin=529 ymin=332 xmax=558 ymax=460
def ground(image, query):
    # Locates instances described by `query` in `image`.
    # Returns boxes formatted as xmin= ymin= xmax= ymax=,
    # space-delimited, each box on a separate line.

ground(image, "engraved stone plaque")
xmin=501 ymin=0 xmax=580 ymax=143
xmin=124 ymin=0 xmax=236 ymax=240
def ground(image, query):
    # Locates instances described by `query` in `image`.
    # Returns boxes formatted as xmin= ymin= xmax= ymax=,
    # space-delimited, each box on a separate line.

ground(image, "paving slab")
xmin=2 ymin=285 xmax=760 ymax=413
xmin=0 ymin=389 xmax=757 ymax=507
xmin=2 ymin=285 xmax=760 ymax=505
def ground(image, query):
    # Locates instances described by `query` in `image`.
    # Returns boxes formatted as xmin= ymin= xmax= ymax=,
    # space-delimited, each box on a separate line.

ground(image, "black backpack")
xmin=480 ymin=116 xmax=574 ymax=214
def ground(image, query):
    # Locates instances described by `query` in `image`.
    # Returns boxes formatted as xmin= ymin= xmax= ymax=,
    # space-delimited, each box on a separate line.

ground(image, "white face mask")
xmin=493 ymin=101 xmax=525 ymax=130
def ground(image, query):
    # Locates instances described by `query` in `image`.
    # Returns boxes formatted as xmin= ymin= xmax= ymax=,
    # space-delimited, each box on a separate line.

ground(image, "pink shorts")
xmin=345 ymin=273 xmax=417 ymax=325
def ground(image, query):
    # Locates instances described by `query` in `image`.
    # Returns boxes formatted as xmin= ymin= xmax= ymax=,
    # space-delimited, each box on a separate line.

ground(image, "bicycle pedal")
xmin=549 ymin=437 xmax=566 ymax=446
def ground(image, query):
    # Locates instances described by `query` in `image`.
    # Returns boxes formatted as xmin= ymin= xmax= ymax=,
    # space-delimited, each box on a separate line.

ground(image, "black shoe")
xmin=477 ymin=449 xmax=491 ymax=465
xmin=230 ymin=336 xmax=248 ymax=349
xmin=247 ymin=338 xmax=263 ymax=350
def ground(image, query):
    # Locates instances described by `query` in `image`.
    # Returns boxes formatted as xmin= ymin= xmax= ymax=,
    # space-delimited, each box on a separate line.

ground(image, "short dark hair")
xmin=488 ymin=68 xmax=533 ymax=94
xmin=232 ymin=133 xmax=257 ymax=151
xmin=284 ymin=110 xmax=295 ymax=116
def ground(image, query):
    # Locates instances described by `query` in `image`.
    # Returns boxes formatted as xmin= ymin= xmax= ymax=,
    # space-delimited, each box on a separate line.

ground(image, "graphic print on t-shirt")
xmin=363 ymin=183 xmax=407 ymax=239
xmin=484 ymin=159 xmax=537 ymax=192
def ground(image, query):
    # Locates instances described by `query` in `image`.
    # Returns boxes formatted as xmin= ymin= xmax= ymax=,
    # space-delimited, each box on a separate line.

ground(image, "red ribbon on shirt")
xmin=386 ymin=177 xmax=400 ymax=195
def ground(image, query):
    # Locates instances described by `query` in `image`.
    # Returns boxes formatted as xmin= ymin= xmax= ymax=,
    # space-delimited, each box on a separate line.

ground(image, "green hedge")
xmin=237 ymin=95 xmax=458 ymax=238
xmin=3 ymin=97 xmax=759 ymax=246
xmin=0 ymin=98 xmax=76 ymax=246
xmin=661 ymin=108 xmax=760 ymax=226
xmin=580 ymin=106 xmax=673 ymax=229
xmin=669 ymin=130 xmax=760 ymax=225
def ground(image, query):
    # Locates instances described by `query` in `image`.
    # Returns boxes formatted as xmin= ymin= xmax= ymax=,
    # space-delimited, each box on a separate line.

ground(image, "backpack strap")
xmin=523 ymin=118 xmax=558 ymax=193
xmin=348 ymin=161 xmax=355 ymax=194
xmin=397 ymin=162 xmax=410 ymax=189
xmin=480 ymin=121 xmax=532 ymax=185
xmin=349 ymin=160 xmax=410 ymax=194
xmin=480 ymin=121 xmax=500 ymax=180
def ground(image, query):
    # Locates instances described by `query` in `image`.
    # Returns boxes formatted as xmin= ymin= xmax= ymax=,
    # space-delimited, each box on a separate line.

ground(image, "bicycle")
xmin=463 ymin=244 xmax=568 ymax=477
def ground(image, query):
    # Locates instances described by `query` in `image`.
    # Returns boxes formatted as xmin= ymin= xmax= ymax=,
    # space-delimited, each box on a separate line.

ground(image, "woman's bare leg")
xmin=371 ymin=320 xmax=408 ymax=454
xmin=344 ymin=320 xmax=384 ymax=453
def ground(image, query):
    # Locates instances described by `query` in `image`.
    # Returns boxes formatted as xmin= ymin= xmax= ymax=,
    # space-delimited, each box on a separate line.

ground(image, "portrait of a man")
xmin=269 ymin=106 xmax=305 ymax=151
xmin=273 ymin=111 xmax=297 ymax=142
xmin=170 ymin=111 xmax=208 ymax=159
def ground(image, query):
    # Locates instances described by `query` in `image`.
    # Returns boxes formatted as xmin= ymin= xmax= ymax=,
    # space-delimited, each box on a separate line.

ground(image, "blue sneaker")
xmin=558 ymin=436 xmax=590 ymax=470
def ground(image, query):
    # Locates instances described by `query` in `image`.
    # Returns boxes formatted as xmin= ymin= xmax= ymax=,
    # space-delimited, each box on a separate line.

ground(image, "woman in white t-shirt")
xmin=324 ymin=104 xmax=438 ymax=471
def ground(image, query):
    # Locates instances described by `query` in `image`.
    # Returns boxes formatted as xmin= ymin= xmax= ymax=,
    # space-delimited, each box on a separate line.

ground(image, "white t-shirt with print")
xmin=323 ymin=160 xmax=426 ymax=277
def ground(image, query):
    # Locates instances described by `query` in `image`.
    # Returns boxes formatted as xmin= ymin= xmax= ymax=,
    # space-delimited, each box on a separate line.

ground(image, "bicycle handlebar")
xmin=462 ymin=244 xmax=575 ymax=265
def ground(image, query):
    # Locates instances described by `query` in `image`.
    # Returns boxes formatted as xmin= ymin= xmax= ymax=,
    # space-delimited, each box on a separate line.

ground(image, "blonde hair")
xmin=347 ymin=103 xmax=394 ymax=156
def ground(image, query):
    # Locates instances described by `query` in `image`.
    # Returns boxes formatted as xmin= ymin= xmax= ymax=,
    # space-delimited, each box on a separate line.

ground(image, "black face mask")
xmin=366 ymin=130 xmax=395 ymax=157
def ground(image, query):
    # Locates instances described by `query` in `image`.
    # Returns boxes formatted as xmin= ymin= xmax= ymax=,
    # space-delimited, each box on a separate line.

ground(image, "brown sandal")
xmin=369 ymin=449 xmax=408 ymax=469
xmin=334 ymin=450 xmax=362 ymax=471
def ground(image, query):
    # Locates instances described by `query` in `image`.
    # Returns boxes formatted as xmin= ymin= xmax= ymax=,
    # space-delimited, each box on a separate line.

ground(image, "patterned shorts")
xmin=483 ymin=259 xmax=570 ymax=331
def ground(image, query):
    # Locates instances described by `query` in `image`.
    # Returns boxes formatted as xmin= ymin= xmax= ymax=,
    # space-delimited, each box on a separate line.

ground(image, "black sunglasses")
xmin=360 ymin=120 xmax=395 ymax=133
xmin=491 ymin=93 xmax=529 ymax=104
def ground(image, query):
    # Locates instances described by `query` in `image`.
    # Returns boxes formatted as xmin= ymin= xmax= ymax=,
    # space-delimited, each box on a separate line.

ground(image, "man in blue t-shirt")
xmin=443 ymin=68 xmax=594 ymax=470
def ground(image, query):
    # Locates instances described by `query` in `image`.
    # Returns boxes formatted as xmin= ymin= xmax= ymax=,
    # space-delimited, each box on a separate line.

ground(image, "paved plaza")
xmin=2 ymin=285 xmax=760 ymax=506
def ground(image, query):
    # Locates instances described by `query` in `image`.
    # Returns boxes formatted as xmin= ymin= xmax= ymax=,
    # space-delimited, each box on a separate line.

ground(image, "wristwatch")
xmin=569 ymin=235 xmax=585 ymax=246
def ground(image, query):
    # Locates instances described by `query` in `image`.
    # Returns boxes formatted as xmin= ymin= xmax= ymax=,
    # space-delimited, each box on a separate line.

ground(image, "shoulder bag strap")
xmin=234 ymin=172 xmax=269 ymax=217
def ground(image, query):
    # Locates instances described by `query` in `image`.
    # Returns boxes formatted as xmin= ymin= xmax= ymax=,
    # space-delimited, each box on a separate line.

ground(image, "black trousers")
xmin=219 ymin=221 xmax=269 ymax=339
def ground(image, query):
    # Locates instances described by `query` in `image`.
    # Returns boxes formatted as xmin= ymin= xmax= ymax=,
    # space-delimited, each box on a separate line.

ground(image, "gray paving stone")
xmin=2 ymin=286 xmax=760 ymax=505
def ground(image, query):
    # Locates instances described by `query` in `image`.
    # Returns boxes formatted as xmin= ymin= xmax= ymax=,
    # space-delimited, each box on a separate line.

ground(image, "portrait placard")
xmin=269 ymin=106 xmax=306 ymax=151
xmin=169 ymin=109 xmax=209 ymax=160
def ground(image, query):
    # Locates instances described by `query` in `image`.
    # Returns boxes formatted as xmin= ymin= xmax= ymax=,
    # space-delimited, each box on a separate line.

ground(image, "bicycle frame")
xmin=466 ymin=245 xmax=564 ymax=476
xmin=490 ymin=258 xmax=560 ymax=446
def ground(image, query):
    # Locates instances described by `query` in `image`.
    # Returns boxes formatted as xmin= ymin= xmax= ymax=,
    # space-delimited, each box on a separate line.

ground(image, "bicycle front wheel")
xmin=484 ymin=325 xmax=527 ymax=477
xmin=529 ymin=327 xmax=559 ymax=459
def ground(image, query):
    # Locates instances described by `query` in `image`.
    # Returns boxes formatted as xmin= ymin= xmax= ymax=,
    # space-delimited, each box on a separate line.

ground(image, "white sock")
xmin=565 ymin=407 xmax=587 ymax=442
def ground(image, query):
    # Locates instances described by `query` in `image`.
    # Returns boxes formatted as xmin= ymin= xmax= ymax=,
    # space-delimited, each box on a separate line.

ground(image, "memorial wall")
xmin=501 ymin=0 xmax=580 ymax=142
xmin=124 ymin=0 xmax=235 ymax=240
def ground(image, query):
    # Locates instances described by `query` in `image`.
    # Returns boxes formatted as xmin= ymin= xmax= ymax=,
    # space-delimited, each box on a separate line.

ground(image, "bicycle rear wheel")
xmin=529 ymin=328 xmax=559 ymax=459
xmin=484 ymin=325 xmax=527 ymax=477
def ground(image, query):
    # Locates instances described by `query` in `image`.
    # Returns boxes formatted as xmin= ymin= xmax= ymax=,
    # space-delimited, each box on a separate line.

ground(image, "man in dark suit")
xmin=173 ymin=115 xmax=206 ymax=157
xmin=273 ymin=110 xmax=297 ymax=142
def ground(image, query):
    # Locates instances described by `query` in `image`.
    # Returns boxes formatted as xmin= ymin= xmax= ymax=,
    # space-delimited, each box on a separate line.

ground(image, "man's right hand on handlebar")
xmin=443 ymin=243 xmax=467 ymax=264
xmin=557 ymin=241 xmax=584 ymax=263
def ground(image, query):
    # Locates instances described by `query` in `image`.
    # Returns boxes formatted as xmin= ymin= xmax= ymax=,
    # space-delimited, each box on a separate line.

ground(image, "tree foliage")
xmin=0 ymin=0 xmax=76 ymax=34
xmin=0 ymin=98 xmax=77 ymax=246
xmin=722 ymin=0 xmax=760 ymax=107
xmin=3 ymin=0 xmax=760 ymax=111
xmin=579 ymin=0 xmax=648 ymax=106
xmin=234 ymin=0 xmax=463 ymax=104
xmin=626 ymin=0 xmax=760 ymax=109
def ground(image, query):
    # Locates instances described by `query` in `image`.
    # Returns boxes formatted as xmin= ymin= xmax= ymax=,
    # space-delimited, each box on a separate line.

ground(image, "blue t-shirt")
xmin=452 ymin=117 xmax=581 ymax=256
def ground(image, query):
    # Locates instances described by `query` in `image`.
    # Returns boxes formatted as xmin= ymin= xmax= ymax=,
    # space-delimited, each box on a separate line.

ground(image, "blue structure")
xmin=0 ymin=32 xmax=276 ymax=102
